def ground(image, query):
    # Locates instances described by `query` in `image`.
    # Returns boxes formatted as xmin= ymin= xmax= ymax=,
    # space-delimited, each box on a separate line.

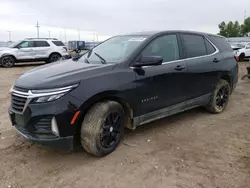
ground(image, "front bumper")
xmin=8 ymin=93 xmax=83 ymax=150
xmin=14 ymin=124 xmax=74 ymax=150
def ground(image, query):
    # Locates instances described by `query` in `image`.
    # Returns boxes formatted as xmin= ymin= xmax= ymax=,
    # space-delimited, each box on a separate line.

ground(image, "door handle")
xmin=213 ymin=58 xmax=220 ymax=63
xmin=175 ymin=65 xmax=185 ymax=71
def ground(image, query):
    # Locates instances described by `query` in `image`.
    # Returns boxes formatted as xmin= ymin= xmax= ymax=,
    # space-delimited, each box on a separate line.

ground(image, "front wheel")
xmin=0 ymin=56 xmax=15 ymax=68
xmin=206 ymin=79 xmax=230 ymax=114
xmin=81 ymin=101 xmax=125 ymax=157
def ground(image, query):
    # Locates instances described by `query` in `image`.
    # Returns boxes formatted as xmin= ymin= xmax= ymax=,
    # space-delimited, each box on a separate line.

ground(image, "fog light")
xmin=51 ymin=117 xmax=59 ymax=136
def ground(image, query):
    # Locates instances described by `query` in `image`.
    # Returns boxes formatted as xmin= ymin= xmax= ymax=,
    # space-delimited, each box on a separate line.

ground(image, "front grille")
xmin=11 ymin=94 xmax=27 ymax=113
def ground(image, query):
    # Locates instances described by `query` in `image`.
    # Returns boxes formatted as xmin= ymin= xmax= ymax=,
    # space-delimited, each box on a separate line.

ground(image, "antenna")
xmin=48 ymin=30 xmax=51 ymax=38
xmin=35 ymin=21 xmax=40 ymax=38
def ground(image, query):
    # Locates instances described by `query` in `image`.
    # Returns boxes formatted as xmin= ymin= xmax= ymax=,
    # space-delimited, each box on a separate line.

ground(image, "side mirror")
xmin=16 ymin=46 xmax=21 ymax=49
xmin=246 ymin=46 xmax=250 ymax=49
xmin=133 ymin=56 xmax=163 ymax=67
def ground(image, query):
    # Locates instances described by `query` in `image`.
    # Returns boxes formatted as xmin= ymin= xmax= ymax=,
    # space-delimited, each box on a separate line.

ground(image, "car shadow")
xmin=11 ymin=107 xmax=210 ymax=168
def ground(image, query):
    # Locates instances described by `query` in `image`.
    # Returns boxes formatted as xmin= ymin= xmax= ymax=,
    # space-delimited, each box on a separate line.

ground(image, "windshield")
xmin=78 ymin=35 xmax=147 ymax=64
xmin=8 ymin=40 xmax=21 ymax=48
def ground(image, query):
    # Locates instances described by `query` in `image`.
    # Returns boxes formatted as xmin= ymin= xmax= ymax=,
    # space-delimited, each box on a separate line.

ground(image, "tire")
xmin=0 ymin=56 xmax=15 ymax=68
xmin=206 ymin=79 xmax=231 ymax=114
xmin=81 ymin=101 xmax=125 ymax=157
xmin=47 ymin=53 xmax=61 ymax=63
xmin=239 ymin=54 xmax=245 ymax=62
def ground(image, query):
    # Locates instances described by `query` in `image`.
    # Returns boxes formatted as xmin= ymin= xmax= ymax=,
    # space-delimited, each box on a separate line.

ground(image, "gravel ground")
xmin=0 ymin=62 xmax=250 ymax=188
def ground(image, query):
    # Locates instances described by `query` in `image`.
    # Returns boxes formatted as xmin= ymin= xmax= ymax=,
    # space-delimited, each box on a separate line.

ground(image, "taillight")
xmin=234 ymin=56 xmax=239 ymax=62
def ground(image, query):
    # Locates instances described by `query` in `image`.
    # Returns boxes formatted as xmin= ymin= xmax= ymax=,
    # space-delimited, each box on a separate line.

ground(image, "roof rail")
xmin=25 ymin=38 xmax=58 ymax=40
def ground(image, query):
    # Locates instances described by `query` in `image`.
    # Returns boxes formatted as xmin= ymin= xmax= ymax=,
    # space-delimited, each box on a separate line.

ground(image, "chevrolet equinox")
xmin=9 ymin=31 xmax=238 ymax=157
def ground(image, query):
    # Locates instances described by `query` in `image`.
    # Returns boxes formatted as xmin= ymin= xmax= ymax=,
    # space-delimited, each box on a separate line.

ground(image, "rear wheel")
xmin=47 ymin=53 xmax=61 ymax=63
xmin=239 ymin=54 xmax=245 ymax=62
xmin=0 ymin=56 xmax=15 ymax=68
xmin=206 ymin=79 xmax=230 ymax=114
xmin=81 ymin=101 xmax=125 ymax=157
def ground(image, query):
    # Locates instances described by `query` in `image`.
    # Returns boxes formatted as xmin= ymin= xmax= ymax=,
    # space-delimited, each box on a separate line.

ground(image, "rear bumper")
xmin=14 ymin=124 xmax=74 ymax=150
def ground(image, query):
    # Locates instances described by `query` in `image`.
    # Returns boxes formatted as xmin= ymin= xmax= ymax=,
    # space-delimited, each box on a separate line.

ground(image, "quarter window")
xmin=205 ymin=39 xmax=216 ymax=54
xmin=34 ymin=41 xmax=50 ymax=47
xmin=208 ymin=36 xmax=233 ymax=52
xmin=141 ymin=35 xmax=179 ymax=62
xmin=52 ymin=41 xmax=65 ymax=46
xmin=181 ymin=34 xmax=207 ymax=58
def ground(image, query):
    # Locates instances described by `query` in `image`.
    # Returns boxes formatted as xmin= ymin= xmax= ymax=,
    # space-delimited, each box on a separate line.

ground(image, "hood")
xmin=0 ymin=47 xmax=11 ymax=51
xmin=14 ymin=59 xmax=116 ymax=89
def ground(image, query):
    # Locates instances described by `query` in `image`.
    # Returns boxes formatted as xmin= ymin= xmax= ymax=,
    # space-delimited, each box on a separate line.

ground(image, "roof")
xmin=25 ymin=38 xmax=59 ymax=41
xmin=120 ymin=30 xmax=222 ymax=38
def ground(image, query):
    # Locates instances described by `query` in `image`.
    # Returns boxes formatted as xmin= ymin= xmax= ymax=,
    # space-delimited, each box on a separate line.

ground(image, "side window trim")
xmin=180 ymin=33 xmax=219 ymax=59
xmin=204 ymin=37 xmax=216 ymax=55
xmin=130 ymin=33 xmax=220 ymax=69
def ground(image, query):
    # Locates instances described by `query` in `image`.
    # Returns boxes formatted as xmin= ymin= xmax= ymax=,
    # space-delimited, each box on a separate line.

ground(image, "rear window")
xmin=181 ymin=34 xmax=207 ymax=58
xmin=208 ymin=36 xmax=233 ymax=52
xmin=52 ymin=41 xmax=65 ymax=46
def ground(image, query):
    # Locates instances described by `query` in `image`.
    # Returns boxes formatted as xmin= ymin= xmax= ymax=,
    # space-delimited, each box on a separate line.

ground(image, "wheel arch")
xmin=1 ymin=53 xmax=17 ymax=60
xmin=49 ymin=52 xmax=62 ymax=58
xmin=220 ymin=74 xmax=233 ymax=93
xmin=77 ymin=91 xmax=134 ymax=132
xmin=239 ymin=52 xmax=245 ymax=57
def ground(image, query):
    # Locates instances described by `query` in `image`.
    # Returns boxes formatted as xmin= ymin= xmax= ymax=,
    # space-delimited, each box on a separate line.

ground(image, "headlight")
xmin=31 ymin=84 xmax=78 ymax=103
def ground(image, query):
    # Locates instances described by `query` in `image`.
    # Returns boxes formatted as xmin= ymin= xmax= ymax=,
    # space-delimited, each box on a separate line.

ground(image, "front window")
xmin=78 ymin=36 xmax=147 ymax=64
xmin=141 ymin=34 xmax=180 ymax=62
xmin=19 ymin=41 xmax=33 ymax=48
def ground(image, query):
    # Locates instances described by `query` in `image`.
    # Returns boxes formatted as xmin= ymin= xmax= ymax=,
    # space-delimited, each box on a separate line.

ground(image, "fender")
xmin=1 ymin=53 xmax=16 ymax=59
xmin=74 ymin=90 xmax=135 ymax=131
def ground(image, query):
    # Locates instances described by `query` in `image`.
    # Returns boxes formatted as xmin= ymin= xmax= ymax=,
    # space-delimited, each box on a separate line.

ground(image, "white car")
xmin=235 ymin=42 xmax=250 ymax=61
xmin=0 ymin=38 xmax=69 ymax=67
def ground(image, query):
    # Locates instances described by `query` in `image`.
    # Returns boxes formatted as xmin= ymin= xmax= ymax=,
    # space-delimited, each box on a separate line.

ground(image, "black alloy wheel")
xmin=49 ymin=54 xmax=61 ymax=63
xmin=1 ymin=56 xmax=15 ymax=67
xmin=100 ymin=112 xmax=122 ymax=148
xmin=215 ymin=86 xmax=229 ymax=109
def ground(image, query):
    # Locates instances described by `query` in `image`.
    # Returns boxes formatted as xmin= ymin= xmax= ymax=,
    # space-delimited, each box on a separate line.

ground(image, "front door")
xmin=16 ymin=41 xmax=35 ymax=60
xmin=133 ymin=34 xmax=187 ymax=118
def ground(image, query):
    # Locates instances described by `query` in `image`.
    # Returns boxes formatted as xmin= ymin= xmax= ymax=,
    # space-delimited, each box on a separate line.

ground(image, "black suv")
xmin=9 ymin=31 xmax=238 ymax=157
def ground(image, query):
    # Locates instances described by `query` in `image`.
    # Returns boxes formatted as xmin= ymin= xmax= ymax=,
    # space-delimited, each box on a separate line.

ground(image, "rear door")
xmin=180 ymin=33 xmax=221 ymax=100
xmin=16 ymin=41 xmax=35 ymax=60
xmin=134 ymin=34 xmax=188 ymax=116
xmin=34 ymin=41 xmax=51 ymax=59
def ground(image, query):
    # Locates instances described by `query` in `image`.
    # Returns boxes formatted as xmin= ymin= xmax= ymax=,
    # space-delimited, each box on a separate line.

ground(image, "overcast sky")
xmin=0 ymin=0 xmax=250 ymax=42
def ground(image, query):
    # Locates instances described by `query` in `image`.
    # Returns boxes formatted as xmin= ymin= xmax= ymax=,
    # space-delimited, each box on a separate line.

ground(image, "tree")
xmin=218 ymin=17 xmax=250 ymax=37
xmin=242 ymin=17 xmax=250 ymax=35
xmin=218 ymin=21 xmax=227 ymax=37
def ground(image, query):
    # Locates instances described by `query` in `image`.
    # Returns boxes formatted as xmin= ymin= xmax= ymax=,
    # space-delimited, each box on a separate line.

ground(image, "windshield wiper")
xmin=94 ymin=52 xmax=106 ymax=64
xmin=84 ymin=58 xmax=90 ymax=64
